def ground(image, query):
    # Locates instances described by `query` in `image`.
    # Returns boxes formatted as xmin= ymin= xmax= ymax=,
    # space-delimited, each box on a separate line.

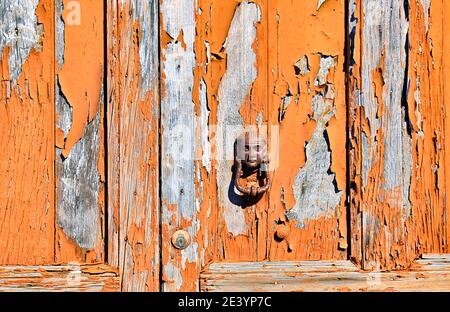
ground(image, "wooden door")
xmin=0 ymin=0 xmax=160 ymax=291
xmin=160 ymin=0 xmax=450 ymax=292
xmin=0 ymin=0 xmax=119 ymax=290
xmin=1 ymin=0 xmax=450 ymax=292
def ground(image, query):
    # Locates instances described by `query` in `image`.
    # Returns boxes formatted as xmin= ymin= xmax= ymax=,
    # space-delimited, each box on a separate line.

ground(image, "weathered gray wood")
xmin=0 ymin=0 xmax=42 ymax=82
xmin=348 ymin=0 xmax=413 ymax=270
xmin=348 ymin=0 xmax=448 ymax=271
xmin=55 ymin=0 xmax=103 ymax=253
xmin=108 ymin=0 xmax=160 ymax=291
xmin=201 ymin=255 xmax=450 ymax=292
xmin=287 ymin=76 xmax=343 ymax=228
xmin=0 ymin=265 xmax=119 ymax=292
xmin=160 ymin=0 xmax=198 ymax=292
xmin=56 ymin=89 xmax=102 ymax=250
xmin=216 ymin=2 xmax=261 ymax=237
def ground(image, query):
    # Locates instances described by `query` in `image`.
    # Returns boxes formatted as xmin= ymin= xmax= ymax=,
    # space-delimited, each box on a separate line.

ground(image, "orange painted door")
xmin=1 ymin=0 xmax=107 ymax=266
xmin=160 ymin=0 xmax=450 ymax=292
xmin=0 ymin=0 xmax=160 ymax=291
xmin=2 ymin=0 xmax=450 ymax=292
xmin=160 ymin=0 xmax=348 ymax=291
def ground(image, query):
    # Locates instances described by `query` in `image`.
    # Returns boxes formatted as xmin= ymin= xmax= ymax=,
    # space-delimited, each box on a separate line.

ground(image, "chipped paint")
xmin=110 ymin=0 xmax=161 ymax=291
xmin=163 ymin=262 xmax=183 ymax=292
xmin=361 ymin=0 xmax=410 ymax=192
xmin=348 ymin=0 xmax=448 ymax=271
xmin=287 ymin=94 xmax=343 ymax=228
xmin=1 ymin=0 xmax=448 ymax=290
xmin=294 ymin=55 xmax=310 ymax=76
xmin=421 ymin=0 xmax=430 ymax=32
xmin=58 ymin=0 xmax=104 ymax=158
xmin=314 ymin=56 xmax=336 ymax=86
xmin=161 ymin=0 xmax=196 ymax=220
xmin=216 ymin=2 xmax=261 ymax=236
xmin=129 ymin=0 xmax=159 ymax=98
xmin=56 ymin=92 xmax=102 ymax=249
xmin=317 ymin=0 xmax=327 ymax=11
xmin=199 ymin=78 xmax=211 ymax=173
xmin=160 ymin=0 xmax=198 ymax=292
xmin=0 ymin=0 xmax=55 ymax=264
xmin=0 ymin=0 xmax=41 ymax=82
xmin=268 ymin=0 xmax=347 ymax=261
xmin=360 ymin=0 xmax=411 ymax=269
xmin=55 ymin=0 xmax=104 ymax=259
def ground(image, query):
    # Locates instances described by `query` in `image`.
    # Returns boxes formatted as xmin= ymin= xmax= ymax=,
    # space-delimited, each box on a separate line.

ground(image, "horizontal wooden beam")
xmin=200 ymin=255 xmax=450 ymax=292
xmin=0 ymin=264 xmax=120 ymax=292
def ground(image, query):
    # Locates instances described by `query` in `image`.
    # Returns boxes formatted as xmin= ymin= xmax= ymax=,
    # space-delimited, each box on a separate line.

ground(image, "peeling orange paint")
xmin=1 ymin=0 xmax=450 ymax=292
xmin=0 ymin=0 xmax=55 ymax=265
xmin=58 ymin=0 xmax=104 ymax=158
xmin=267 ymin=0 xmax=347 ymax=261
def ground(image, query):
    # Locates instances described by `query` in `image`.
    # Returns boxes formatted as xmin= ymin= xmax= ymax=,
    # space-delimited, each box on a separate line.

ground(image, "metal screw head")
xmin=171 ymin=230 xmax=191 ymax=250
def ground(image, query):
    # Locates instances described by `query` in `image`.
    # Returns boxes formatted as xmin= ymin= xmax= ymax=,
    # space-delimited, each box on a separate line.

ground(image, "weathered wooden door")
xmin=1 ymin=0 xmax=450 ymax=292
xmin=159 ymin=0 xmax=349 ymax=291
xmin=0 ymin=0 xmax=160 ymax=291
xmin=159 ymin=0 xmax=450 ymax=291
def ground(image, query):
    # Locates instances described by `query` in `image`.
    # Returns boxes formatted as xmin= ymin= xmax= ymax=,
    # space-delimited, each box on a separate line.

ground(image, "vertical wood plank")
xmin=0 ymin=0 xmax=55 ymax=265
xmin=160 ymin=0 xmax=198 ymax=292
xmin=106 ymin=0 xmax=120 ymax=270
xmin=213 ymin=0 xmax=269 ymax=263
xmin=348 ymin=0 xmax=363 ymax=266
xmin=445 ymin=0 xmax=450 ymax=252
xmin=111 ymin=0 xmax=160 ymax=291
xmin=349 ymin=0 xmax=448 ymax=270
xmin=267 ymin=0 xmax=347 ymax=261
xmin=160 ymin=0 xmax=269 ymax=290
xmin=405 ymin=0 xmax=447 ymax=259
xmin=55 ymin=0 xmax=105 ymax=264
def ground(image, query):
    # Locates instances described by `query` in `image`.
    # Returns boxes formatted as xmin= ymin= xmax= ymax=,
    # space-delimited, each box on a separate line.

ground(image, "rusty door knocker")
xmin=234 ymin=131 xmax=270 ymax=197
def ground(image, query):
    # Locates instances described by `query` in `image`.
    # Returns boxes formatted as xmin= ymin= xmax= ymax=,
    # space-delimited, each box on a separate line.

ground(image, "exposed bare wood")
xmin=267 ymin=0 xmax=347 ymax=261
xmin=160 ymin=0 xmax=198 ymax=292
xmin=55 ymin=0 xmax=105 ymax=264
xmin=0 ymin=265 xmax=119 ymax=292
xmin=106 ymin=0 xmax=120 ymax=272
xmin=110 ymin=0 xmax=160 ymax=291
xmin=201 ymin=255 xmax=450 ymax=292
xmin=349 ymin=0 xmax=448 ymax=270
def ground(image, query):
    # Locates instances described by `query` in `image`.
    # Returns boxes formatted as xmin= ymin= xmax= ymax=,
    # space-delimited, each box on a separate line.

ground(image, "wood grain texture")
xmin=201 ymin=255 xmax=450 ymax=292
xmin=0 ymin=265 xmax=119 ymax=292
xmin=445 ymin=0 xmax=450 ymax=250
xmin=348 ymin=0 xmax=449 ymax=270
xmin=267 ymin=0 xmax=347 ymax=260
xmin=214 ymin=0 xmax=269 ymax=263
xmin=160 ymin=0 xmax=269 ymax=291
xmin=0 ymin=0 xmax=55 ymax=265
xmin=160 ymin=0 xmax=198 ymax=292
xmin=108 ymin=0 xmax=160 ymax=291
xmin=55 ymin=0 xmax=105 ymax=264
xmin=106 ymin=0 xmax=120 ymax=272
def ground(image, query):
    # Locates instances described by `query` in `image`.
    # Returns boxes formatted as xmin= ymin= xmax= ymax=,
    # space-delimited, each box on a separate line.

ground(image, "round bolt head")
xmin=275 ymin=224 xmax=289 ymax=240
xmin=171 ymin=230 xmax=191 ymax=250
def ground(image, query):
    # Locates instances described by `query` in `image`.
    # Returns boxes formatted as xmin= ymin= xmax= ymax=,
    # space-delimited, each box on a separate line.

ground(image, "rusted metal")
xmin=234 ymin=131 xmax=270 ymax=197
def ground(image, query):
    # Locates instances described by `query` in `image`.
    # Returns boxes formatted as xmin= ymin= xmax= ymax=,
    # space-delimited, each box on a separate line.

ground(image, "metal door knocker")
xmin=234 ymin=131 xmax=270 ymax=197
